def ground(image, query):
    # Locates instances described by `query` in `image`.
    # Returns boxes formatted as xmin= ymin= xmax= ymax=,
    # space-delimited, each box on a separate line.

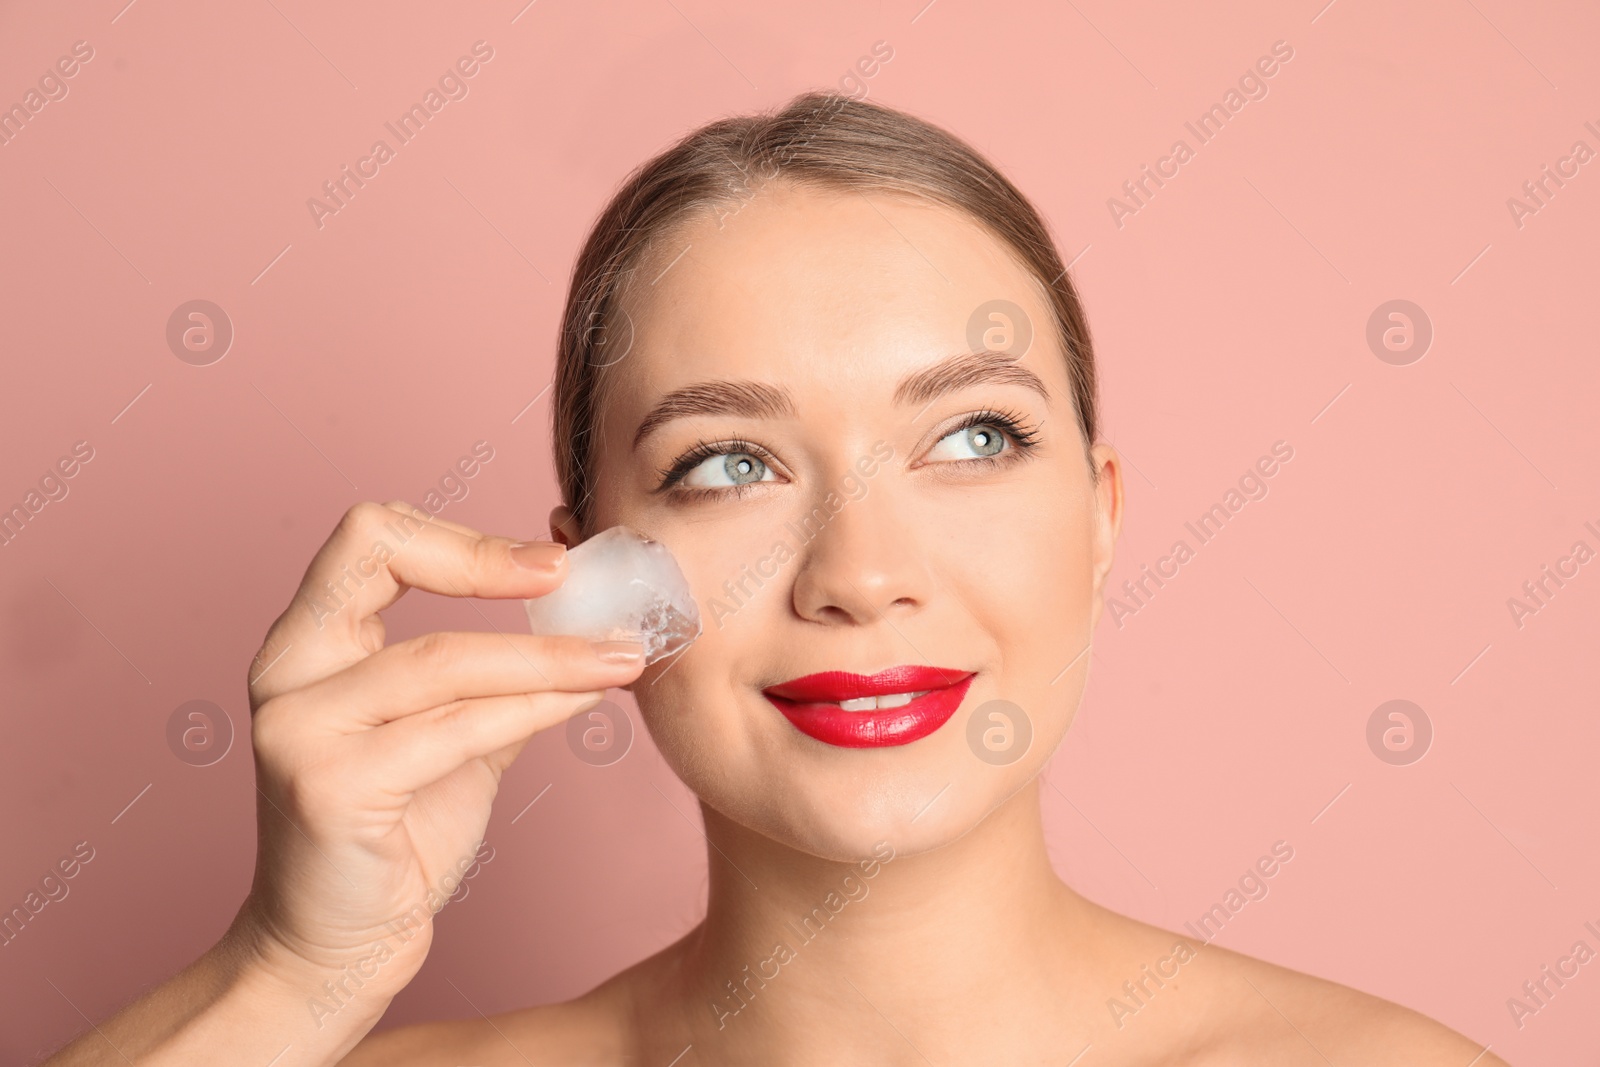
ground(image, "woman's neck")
xmin=659 ymin=777 xmax=1104 ymax=1063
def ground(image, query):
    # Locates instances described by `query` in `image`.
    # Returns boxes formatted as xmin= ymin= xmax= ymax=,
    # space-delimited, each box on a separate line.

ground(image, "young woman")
xmin=47 ymin=92 xmax=1506 ymax=1066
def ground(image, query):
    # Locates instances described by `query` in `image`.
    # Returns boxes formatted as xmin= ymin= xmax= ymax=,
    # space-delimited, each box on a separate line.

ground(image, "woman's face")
xmin=553 ymin=182 xmax=1122 ymax=861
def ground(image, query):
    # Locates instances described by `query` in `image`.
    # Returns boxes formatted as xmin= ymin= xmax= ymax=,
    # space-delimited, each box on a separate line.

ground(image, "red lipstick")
xmin=762 ymin=665 xmax=975 ymax=748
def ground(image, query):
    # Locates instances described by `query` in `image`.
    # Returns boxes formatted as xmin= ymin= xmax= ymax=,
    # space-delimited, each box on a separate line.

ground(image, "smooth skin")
xmin=344 ymin=185 xmax=1508 ymax=1064
xmin=47 ymin=184 xmax=1510 ymax=1066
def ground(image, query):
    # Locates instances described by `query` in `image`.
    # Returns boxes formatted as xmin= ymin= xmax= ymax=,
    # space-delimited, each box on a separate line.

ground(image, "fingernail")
xmin=510 ymin=540 xmax=566 ymax=571
xmin=590 ymin=639 xmax=644 ymax=664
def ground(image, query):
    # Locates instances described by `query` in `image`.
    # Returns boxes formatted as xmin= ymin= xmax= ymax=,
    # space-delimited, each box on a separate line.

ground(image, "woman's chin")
xmin=707 ymin=771 xmax=998 ymax=863
xmin=642 ymin=686 xmax=1059 ymax=861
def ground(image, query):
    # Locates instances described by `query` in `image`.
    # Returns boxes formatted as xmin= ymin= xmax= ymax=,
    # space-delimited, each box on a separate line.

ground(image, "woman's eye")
xmin=926 ymin=423 xmax=1010 ymax=463
xmin=680 ymin=451 xmax=775 ymax=490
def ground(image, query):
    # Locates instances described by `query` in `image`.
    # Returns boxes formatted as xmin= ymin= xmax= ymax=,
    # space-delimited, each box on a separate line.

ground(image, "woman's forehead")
xmin=613 ymin=186 xmax=1058 ymax=394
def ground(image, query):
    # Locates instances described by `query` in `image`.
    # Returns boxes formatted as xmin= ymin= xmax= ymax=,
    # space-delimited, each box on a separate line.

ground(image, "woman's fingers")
xmin=251 ymin=501 xmax=571 ymax=706
xmin=271 ymin=631 xmax=643 ymax=732
xmin=367 ymin=503 xmax=500 ymax=541
xmin=294 ymin=501 xmax=567 ymax=634
xmin=362 ymin=688 xmax=610 ymax=794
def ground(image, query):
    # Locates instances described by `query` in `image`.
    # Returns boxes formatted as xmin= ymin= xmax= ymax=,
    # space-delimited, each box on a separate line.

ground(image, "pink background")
xmin=2 ymin=0 xmax=1596 ymax=1061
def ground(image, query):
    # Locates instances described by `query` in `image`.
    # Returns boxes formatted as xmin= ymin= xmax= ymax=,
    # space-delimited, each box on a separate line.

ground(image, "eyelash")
xmin=955 ymin=407 xmax=1041 ymax=455
xmin=655 ymin=438 xmax=768 ymax=500
xmin=654 ymin=408 xmax=1042 ymax=501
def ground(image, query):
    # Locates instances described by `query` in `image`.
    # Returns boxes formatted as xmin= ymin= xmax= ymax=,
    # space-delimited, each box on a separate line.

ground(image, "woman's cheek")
xmin=674 ymin=510 xmax=789 ymax=633
xmin=975 ymin=507 xmax=1083 ymax=608
xmin=1011 ymin=506 xmax=1097 ymax=661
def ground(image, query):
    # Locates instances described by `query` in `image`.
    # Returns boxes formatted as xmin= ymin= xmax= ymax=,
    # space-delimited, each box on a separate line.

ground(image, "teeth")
xmin=835 ymin=690 xmax=929 ymax=712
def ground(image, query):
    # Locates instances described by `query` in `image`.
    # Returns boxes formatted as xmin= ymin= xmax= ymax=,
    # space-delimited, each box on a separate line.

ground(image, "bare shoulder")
xmin=1195 ymin=941 xmax=1509 ymax=1066
xmin=336 ymin=994 xmax=624 ymax=1067
xmin=335 ymin=935 xmax=689 ymax=1066
xmin=1084 ymin=906 xmax=1507 ymax=1066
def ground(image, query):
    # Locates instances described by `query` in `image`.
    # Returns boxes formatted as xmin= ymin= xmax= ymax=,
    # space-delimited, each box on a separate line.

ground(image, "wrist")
xmin=221 ymin=905 xmax=416 ymax=1024
xmin=41 ymin=910 xmax=405 ymax=1067
xmin=132 ymin=917 xmax=404 ymax=1066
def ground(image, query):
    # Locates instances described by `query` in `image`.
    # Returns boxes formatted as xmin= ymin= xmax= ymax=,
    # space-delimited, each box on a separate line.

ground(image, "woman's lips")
xmin=762 ymin=665 xmax=975 ymax=748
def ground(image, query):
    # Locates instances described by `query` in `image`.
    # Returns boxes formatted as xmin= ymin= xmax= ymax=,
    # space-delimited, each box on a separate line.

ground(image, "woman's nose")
xmin=788 ymin=477 xmax=933 ymax=627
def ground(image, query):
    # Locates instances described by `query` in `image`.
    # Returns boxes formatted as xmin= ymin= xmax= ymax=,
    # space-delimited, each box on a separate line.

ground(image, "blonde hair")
xmin=553 ymin=90 xmax=1098 ymax=534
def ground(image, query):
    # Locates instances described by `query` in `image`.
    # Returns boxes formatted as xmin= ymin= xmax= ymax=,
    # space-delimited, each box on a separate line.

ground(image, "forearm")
xmin=43 ymin=918 xmax=393 ymax=1067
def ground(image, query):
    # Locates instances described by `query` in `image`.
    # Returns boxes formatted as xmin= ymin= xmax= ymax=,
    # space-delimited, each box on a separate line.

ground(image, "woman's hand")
xmin=234 ymin=500 xmax=645 ymax=1003
xmin=44 ymin=501 xmax=645 ymax=1065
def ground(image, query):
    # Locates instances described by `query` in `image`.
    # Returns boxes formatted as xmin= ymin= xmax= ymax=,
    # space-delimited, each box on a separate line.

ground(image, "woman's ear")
xmin=1086 ymin=442 xmax=1124 ymax=632
xmin=547 ymin=504 xmax=582 ymax=548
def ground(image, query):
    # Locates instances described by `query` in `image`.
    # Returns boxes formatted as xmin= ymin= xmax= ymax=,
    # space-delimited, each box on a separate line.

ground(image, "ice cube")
xmin=522 ymin=525 xmax=701 ymax=666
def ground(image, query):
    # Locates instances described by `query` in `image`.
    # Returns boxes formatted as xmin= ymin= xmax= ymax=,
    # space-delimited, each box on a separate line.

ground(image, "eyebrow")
xmin=895 ymin=349 xmax=1050 ymax=411
xmin=631 ymin=380 xmax=793 ymax=453
xmin=630 ymin=350 xmax=1050 ymax=452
